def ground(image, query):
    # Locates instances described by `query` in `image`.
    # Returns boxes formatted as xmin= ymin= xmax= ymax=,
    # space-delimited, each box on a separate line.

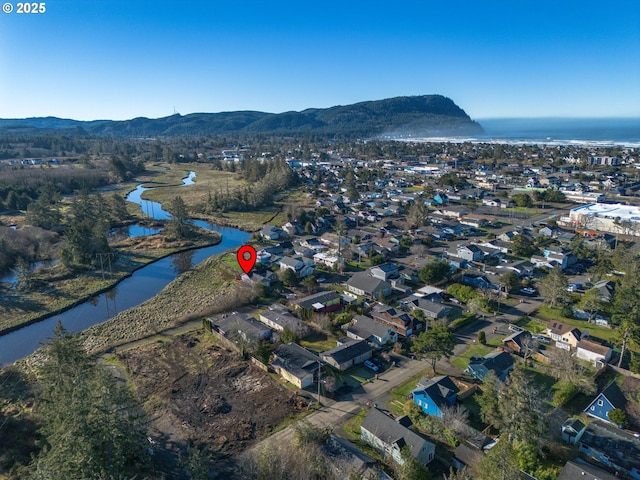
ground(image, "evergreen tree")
xmin=33 ymin=323 xmax=149 ymax=479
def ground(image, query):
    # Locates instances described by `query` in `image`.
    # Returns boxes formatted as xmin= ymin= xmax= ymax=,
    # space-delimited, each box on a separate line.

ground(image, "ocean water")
xmin=414 ymin=117 xmax=640 ymax=148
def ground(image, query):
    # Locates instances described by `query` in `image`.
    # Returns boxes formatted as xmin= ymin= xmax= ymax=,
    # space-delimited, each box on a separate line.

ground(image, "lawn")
xmin=515 ymin=317 xmax=548 ymax=334
xmin=389 ymin=368 xmax=431 ymax=405
xmin=451 ymin=344 xmax=493 ymax=370
xmin=299 ymin=331 xmax=339 ymax=354
xmin=341 ymin=407 xmax=367 ymax=440
xmin=536 ymin=304 xmax=618 ymax=343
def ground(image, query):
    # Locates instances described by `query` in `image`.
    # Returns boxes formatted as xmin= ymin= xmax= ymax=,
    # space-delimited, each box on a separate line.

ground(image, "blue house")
xmin=584 ymin=382 xmax=628 ymax=425
xmin=411 ymin=375 xmax=460 ymax=417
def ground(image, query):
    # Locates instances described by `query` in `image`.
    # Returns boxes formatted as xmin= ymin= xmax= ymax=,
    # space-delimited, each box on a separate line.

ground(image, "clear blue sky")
xmin=1 ymin=0 xmax=639 ymax=121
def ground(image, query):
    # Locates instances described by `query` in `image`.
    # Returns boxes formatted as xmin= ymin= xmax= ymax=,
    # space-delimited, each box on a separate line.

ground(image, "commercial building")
xmin=569 ymin=203 xmax=640 ymax=236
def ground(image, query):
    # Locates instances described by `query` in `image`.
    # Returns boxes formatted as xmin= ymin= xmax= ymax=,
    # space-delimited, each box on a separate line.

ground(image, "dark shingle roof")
xmin=321 ymin=340 xmax=373 ymax=364
xmin=361 ymin=408 xmax=434 ymax=461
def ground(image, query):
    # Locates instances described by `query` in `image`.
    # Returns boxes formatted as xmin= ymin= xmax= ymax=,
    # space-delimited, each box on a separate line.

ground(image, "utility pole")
xmin=317 ymin=360 xmax=322 ymax=407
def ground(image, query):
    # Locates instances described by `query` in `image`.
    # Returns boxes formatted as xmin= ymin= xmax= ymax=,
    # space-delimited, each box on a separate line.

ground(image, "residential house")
xmin=313 ymin=250 xmax=344 ymax=270
xmin=345 ymin=271 xmax=392 ymax=300
xmin=370 ymin=263 xmax=400 ymax=281
xmin=496 ymin=260 xmax=534 ymax=277
xmin=578 ymin=420 xmax=640 ymax=479
xmin=413 ymin=285 xmax=444 ymax=302
xmin=345 ymin=314 xmax=397 ymax=346
xmin=271 ymin=343 xmax=321 ymax=389
xmin=584 ymin=382 xmax=628 ymax=425
xmin=211 ymin=313 xmax=272 ymax=345
xmin=323 ymin=435 xmax=390 ymax=480
xmin=466 ymin=350 xmax=514 ymax=382
xmin=482 ymin=197 xmax=504 ymax=208
xmin=591 ymin=280 xmax=616 ymax=303
xmin=240 ymin=270 xmax=278 ymax=287
xmin=576 ymin=339 xmax=613 ymax=367
xmin=279 ymin=255 xmax=315 ymax=278
xmin=459 ymin=214 xmax=489 ymax=228
xmin=360 ymin=408 xmax=436 ymax=466
xmin=501 ymin=330 xmax=533 ymax=356
xmin=291 ymin=290 xmax=342 ymax=314
xmin=456 ymin=244 xmax=485 ymax=262
xmin=411 ymin=375 xmax=460 ymax=417
xmin=258 ymin=304 xmax=306 ymax=335
xmin=498 ymin=231 xmax=518 ymax=243
xmin=320 ymin=339 xmax=374 ymax=371
xmin=557 ymin=460 xmax=618 ymax=480
xmin=371 ymin=304 xmax=419 ymax=336
xmin=543 ymin=322 xmax=583 ymax=351
xmin=461 ymin=271 xmax=499 ymax=290
xmin=400 ymin=295 xmax=451 ymax=322
xmin=282 ymin=221 xmax=303 ymax=236
xmin=261 ymin=224 xmax=283 ymax=240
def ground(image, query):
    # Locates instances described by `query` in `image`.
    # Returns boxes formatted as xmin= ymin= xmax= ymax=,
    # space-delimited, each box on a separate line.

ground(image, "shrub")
xmin=553 ymin=382 xmax=577 ymax=406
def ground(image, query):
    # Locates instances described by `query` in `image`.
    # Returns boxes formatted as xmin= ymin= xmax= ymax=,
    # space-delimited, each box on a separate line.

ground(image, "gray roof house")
xmin=466 ymin=350 xmax=514 ymax=382
xmin=346 ymin=272 xmax=392 ymax=300
xmin=261 ymin=224 xmax=283 ymax=240
xmin=400 ymin=295 xmax=451 ymax=321
xmin=271 ymin=343 xmax=321 ymax=389
xmin=291 ymin=290 xmax=342 ymax=314
xmin=258 ymin=304 xmax=306 ymax=334
xmin=211 ymin=313 xmax=272 ymax=345
xmin=320 ymin=339 xmax=374 ymax=371
xmin=345 ymin=314 xmax=397 ymax=346
xmin=360 ymin=408 xmax=436 ymax=466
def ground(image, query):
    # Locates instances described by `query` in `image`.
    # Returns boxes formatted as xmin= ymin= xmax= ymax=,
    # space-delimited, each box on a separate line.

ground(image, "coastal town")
xmin=2 ymin=137 xmax=640 ymax=480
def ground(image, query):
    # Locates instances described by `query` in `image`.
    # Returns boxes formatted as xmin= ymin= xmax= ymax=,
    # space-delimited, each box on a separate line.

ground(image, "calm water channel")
xmin=0 ymin=172 xmax=250 ymax=365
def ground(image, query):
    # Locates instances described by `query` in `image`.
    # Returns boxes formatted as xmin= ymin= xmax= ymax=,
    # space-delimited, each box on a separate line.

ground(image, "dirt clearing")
xmin=116 ymin=332 xmax=308 ymax=478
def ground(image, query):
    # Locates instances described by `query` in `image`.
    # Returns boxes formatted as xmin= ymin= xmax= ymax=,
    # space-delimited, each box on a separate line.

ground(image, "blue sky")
xmin=1 ymin=0 xmax=639 ymax=120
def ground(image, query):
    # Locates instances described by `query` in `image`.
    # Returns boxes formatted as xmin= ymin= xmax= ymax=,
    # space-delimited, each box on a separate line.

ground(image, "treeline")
xmin=0 ymin=156 xmax=144 ymax=212
xmin=200 ymin=158 xmax=297 ymax=213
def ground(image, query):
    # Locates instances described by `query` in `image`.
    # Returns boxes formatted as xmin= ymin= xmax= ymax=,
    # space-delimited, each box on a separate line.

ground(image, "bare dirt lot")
xmin=115 ymin=332 xmax=308 ymax=479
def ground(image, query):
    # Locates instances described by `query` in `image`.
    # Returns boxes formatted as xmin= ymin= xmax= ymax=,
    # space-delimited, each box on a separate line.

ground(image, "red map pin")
xmin=237 ymin=245 xmax=257 ymax=274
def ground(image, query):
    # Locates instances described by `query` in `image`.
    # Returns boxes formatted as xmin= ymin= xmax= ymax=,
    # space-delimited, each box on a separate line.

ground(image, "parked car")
xmin=532 ymin=334 xmax=551 ymax=344
xmin=567 ymin=283 xmax=582 ymax=292
xmin=364 ymin=360 xmax=379 ymax=372
xmin=509 ymin=324 xmax=524 ymax=333
xmin=519 ymin=287 xmax=537 ymax=296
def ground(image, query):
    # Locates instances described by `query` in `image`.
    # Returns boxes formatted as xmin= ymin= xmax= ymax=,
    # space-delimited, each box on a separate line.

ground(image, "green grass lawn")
xmin=299 ymin=331 xmax=338 ymax=353
xmin=389 ymin=368 xmax=431 ymax=405
xmin=451 ymin=344 xmax=494 ymax=370
xmin=341 ymin=408 xmax=367 ymax=440
xmin=515 ymin=317 xmax=548 ymax=334
xmin=536 ymin=305 xmax=618 ymax=343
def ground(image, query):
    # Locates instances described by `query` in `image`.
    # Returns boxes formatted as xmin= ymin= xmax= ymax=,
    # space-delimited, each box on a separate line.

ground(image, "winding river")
xmin=0 ymin=172 xmax=250 ymax=365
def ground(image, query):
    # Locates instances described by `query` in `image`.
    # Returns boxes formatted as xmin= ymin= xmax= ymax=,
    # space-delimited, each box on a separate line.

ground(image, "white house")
xmin=576 ymin=339 xmax=612 ymax=367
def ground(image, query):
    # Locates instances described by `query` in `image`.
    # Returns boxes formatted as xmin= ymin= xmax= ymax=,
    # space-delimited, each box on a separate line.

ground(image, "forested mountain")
xmin=0 ymin=95 xmax=483 ymax=138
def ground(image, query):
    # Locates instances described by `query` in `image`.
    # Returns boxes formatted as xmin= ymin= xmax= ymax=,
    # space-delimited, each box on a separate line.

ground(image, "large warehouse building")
xmin=569 ymin=203 xmax=640 ymax=236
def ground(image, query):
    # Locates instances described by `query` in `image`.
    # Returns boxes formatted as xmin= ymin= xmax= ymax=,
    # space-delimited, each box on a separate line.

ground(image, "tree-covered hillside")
xmin=0 ymin=95 xmax=483 ymax=138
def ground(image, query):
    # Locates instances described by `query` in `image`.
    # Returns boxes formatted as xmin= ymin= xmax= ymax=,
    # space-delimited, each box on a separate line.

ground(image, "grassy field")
xmin=139 ymin=163 xmax=312 ymax=232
